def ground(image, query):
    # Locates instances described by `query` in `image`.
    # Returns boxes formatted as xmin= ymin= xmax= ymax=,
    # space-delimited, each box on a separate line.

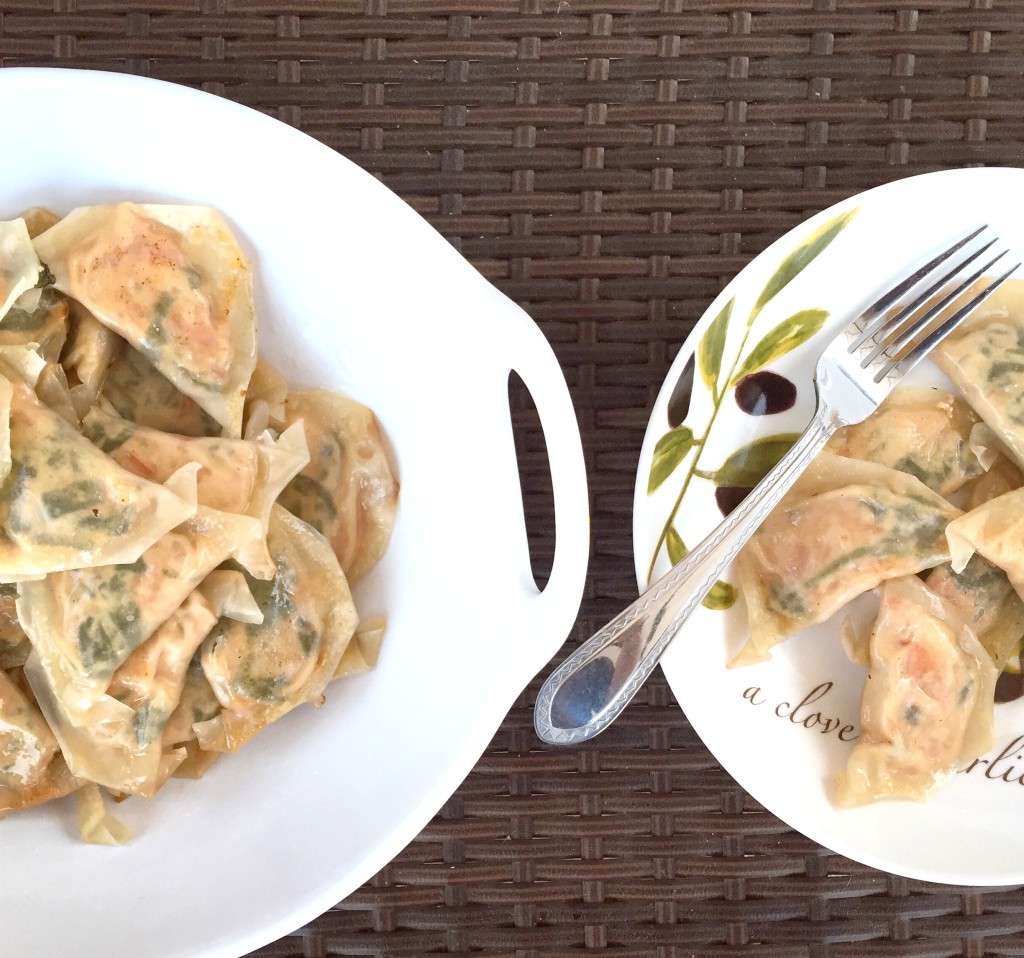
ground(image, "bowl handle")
xmin=502 ymin=308 xmax=590 ymax=659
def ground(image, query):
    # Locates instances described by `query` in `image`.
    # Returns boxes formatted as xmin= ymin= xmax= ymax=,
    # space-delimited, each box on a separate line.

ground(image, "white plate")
xmin=0 ymin=70 xmax=590 ymax=956
xmin=633 ymin=167 xmax=1024 ymax=885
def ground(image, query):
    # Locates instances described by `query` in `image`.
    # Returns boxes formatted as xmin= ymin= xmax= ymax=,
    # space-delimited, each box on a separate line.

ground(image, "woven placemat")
xmin=5 ymin=3 xmax=1024 ymax=956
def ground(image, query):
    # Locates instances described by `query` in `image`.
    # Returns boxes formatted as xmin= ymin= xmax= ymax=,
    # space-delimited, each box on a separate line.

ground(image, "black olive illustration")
xmin=734 ymin=370 xmax=796 ymax=416
xmin=715 ymin=486 xmax=750 ymax=517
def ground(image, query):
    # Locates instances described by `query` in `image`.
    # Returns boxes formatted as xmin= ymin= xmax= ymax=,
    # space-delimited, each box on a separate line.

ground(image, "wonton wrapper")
xmin=23 ymin=568 xmax=260 ymax=795
xmin=960 ymin=446 xmax=1024 ymax=512
xmin=83 ymin=404 xmax=309 ymax=579
xmin=101 ymin=338 xmax=221 ymax=437
xmin=925 ymin=558 xmax=1024 ymax=670
xmin=196 ymin=505 xmax=358 ymax=753
xmin=826 ymin=386 xmax=983 ymax=497
xmin=19 ymin=495 xmax=264 ymax=700
xmin=61 ymin=301 xmax=121 ymax=420
xmin=34 ymin=202 xmax=257 ymax=436
xmin=0 ymin=667 xmax=58 ymax=789
xmin=931 ymin=279 xmax=1024 ymax=470
xmin=835 ymin=576 xmax=996 ymax=806
xmin=243 ymin=358 xmax=289 ymax=439
xmin=0 ymin=370 xmax=196 ymax=579
xmin=333 ymin=617 xmax=386 ymax=681
xmin=946 ymin=487 xmax=1024 ymax=606
xmin=733 ymin=453 xmax=960 ymax=666
xmin=0 ymin=219 xmax=43 ymax=324
xmin=278 ymin=388 xmax=399 ymax=584
xmin=0 ymin=584 xmax=29 ymax=669
xmin=0 ymin=751 xmax=80 ymax=818
xmin=0 ymin=287 xmax=69 ymax=364
xmin=162 ymin=655 xmax=221 ymax=750
xmin=76 ymin=781 xmax=132 ymax=845
xmin=17 ymin=207 xmax=60 ymax=240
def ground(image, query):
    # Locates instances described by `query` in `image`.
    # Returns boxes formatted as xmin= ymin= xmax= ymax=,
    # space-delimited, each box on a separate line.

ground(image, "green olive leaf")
xmin=666 ymin=525 xmax=687 ymax=566
xmin=707 ymin=433 xmax=800 ymax=488
xmin=750 ymin=208 xmax=856 ymax=323
xmin=702 ymin=580 xmax=737 ymax=610
xmin=730 ymin=308 xmax=828 ymax=385
xmin=649 ymin=426 xmax=697 ymax=494
xmin=698 ymin=297 xmax=733 ymax=395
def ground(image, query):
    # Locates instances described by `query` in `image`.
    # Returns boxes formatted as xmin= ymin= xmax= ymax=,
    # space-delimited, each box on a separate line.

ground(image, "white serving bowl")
xmin=0 ymin=68 xmax=590 ymax=958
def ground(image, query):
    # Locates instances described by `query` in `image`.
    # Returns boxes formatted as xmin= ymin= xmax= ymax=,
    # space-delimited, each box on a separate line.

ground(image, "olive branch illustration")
xmin=646 ymin=208 xmax=858 ymax=604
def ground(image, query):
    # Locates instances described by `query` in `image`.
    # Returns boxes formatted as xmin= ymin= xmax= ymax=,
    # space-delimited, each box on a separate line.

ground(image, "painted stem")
xmin=646 ymin=314 xmax=758 ymax=585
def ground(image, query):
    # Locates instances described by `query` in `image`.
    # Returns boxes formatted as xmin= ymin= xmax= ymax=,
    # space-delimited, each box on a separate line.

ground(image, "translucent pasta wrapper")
xmin=0 ymin=287 xmax=69 ymax=363
xmin=946 ymin=487 xmax=1024 ymax=606
xmin=960 ymin=451 xmax=1024 ymax=512
xmin=18 ymin=207 xmax=60 ymax=239
xmin=835 ymin=576 xmax=996 ymax=806
xmin=278 ymin=388 xmax=399 ymax=583
xmin=61 ymin=301 xmax=120 ymax=420
xmin=162 ymin=656 xmax=220 ymax=749
xmin=333 ymin=617 xmax=385 ymax=681
xmin=826 ymin=386 xmax=984 ymax=497
xmin=101 ymin=338 xmax=222 ymax=437
xmin=0 ymin=668 xmax=58 ymax=789
xmin=23 ymin=569 xmax=260 ymax=795
xmin=0 ymin=219 xmax=43 ymax=323
xmin=34 ymin=202 xmax=257 ymax=436
xmin=0 ymin=751 xmax=80 ymax=818
xmin=35 ymin=361 xmax=78 ymax=428
xmin=243 ymin=358 xmax=289 ymax=438
xmin=18 ymin=496 xmax=264 ymax=702
xmin=196 ymin=505 xmax=358 ymax=753
xmin=0 ymin=584 xmax=28 ymax=669
xmin=0 ymin=374 xmax=196 ymax=579
xmin=82 ymin=405 xmax=309 ymax=579
xmin=76 ymin=782 xmax=131 ymax=845
xmin=925 ymin=558 xmax=1024 ymax=670
xmin=733 ymin=453 xmax=961 ymax=667
xmin=931 ymin=280 xmax=1024 ymax=470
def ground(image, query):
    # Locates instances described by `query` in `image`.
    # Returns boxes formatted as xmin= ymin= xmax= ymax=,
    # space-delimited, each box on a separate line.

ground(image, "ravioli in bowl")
xmin=0 ymin=68 xmax=590 ymax=958
xmin=1 ymin=201 xmax=399 ymax=839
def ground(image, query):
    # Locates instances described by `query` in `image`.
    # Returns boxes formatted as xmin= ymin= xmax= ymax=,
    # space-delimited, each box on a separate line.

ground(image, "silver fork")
xmin=534 ymin=227 xmax=1019 ymax=746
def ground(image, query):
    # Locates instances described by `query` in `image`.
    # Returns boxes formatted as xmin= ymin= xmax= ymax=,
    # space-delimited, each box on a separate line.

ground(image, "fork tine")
xmin=874 ymin=259 xmax=1021 ymax=383
xmin=859 ymin=246 xmax=1008 ymax=369
xmin=848 ymin=225 xmax=986 ymax=352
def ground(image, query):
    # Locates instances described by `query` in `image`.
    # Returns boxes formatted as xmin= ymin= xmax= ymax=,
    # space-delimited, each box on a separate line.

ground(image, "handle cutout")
xmin=508 ymin=370 xmax=555 ymax=590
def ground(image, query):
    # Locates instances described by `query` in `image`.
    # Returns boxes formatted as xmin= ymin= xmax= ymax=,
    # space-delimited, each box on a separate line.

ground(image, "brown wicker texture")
xmin=5 ymin=2 xmax=1024 ymax=956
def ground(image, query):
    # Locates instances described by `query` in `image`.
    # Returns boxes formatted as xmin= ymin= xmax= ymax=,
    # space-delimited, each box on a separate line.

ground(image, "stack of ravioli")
xmin=0 ymin=203 xmax=398 ymax=841
xmin=736 ymin=280 xmax=1024 ymax=806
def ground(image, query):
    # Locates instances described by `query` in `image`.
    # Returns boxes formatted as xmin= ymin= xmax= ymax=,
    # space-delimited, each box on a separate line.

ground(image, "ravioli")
xmin=826 ymin=386 xmax=983 ymax=497
xmin=33 ymin=202 xmax=257 ymax=436
xmin=23 ymin=570 xmax=260 ymax=795
xmin=931 ymin=279 xmax=1024 ymax=470
xmin=0 ymin=219 xmax=43 ymax=324
xmin=278 ymin=388 xmax=399 ymax=583
xmin=101 ymin=339 xmax=221 ymax=437
xmin=925 ymin=558 xmax=1024 ymax=670
xmin=82 ymin=404 xmax=309 ymax=578
xmin=196 ymin=505 xmax=358 ymax=753
xmin=0 ymin=365 xmax=195 ymax=579
xmin=946 ymin=487 xmax=1024 ymax=604
xmin=733 ymin=453 xmax=961 ymax=666
xmin=18 ymin=499 xmax=264 ymax=708
xmin=0 ymin=287 xmax=69 ymax=363
xmin=835 ymin=576 xmax=996 ymax=806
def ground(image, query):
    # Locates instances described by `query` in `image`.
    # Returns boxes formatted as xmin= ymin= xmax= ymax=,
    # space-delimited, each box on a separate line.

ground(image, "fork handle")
xmin=534 ymin=398 xmax=841 ymax=745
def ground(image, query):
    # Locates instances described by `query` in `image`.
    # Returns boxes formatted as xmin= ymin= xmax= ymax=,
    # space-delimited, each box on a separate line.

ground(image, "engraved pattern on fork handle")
xmin=534 ymin=399 xmax=842 ymax=745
